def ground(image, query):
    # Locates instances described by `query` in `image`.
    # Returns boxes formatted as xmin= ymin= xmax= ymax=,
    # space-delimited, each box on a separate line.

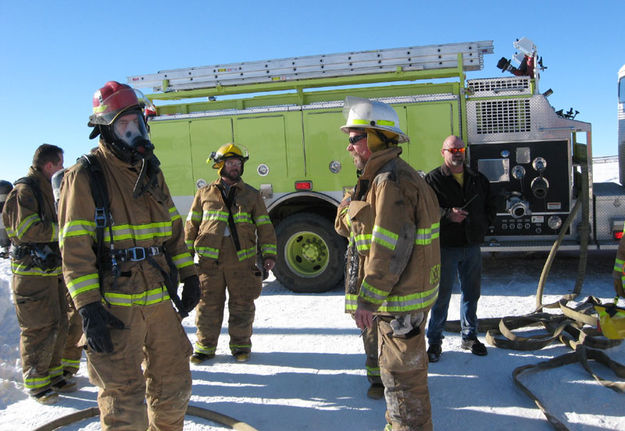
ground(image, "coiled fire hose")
xmin=445 ymin=152 xmax=625 ymax=430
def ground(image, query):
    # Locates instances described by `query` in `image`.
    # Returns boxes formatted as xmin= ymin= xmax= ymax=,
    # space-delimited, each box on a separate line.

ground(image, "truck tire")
xmin=273 ymin=213 xmax=346 ymax=293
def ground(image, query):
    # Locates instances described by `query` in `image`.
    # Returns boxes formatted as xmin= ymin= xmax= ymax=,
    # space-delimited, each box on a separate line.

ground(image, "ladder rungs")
xmin=128 ymin=40 xmax=493 ymax=92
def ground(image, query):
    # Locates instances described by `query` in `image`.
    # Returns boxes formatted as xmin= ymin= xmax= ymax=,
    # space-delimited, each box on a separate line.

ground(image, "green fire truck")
xmin=128 ymin=39 xmax=602 ymax=293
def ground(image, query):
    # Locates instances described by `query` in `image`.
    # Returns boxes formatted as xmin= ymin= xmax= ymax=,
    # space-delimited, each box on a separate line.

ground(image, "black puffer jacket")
xmin=425 ymin=164 xmax=495 ymax=247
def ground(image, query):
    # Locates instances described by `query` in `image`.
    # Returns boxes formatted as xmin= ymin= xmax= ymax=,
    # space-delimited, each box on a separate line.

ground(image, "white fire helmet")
xmin=340 ymin=96 xmax=409 ymax=144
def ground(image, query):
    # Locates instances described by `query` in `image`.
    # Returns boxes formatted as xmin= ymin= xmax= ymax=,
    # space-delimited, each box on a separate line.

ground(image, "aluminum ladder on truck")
xmin=128 ymin=40 xmax=494 ymax=95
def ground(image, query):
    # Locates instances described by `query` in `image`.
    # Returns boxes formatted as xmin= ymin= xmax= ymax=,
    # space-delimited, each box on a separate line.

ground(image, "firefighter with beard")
xmin=334 ymin=97 xmax=440 ymax=431
xmin=3 ymin=144 xmax=76 ymax=404
xmin=186 ymin=143 xmax=277 ymax=364
xmin=58 ymin=81 xmax=199 ymax=430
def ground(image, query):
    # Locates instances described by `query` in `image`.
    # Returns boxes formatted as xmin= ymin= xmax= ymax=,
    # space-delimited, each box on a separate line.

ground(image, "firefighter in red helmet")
xmin=58 ymin=81 xmax=199 ymax=430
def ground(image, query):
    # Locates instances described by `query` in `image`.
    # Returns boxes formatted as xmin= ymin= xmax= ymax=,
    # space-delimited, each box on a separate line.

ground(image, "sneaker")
xmin=366 ymin=383 xmax=385 ymax=399
xmin=32 ymin=388 xmax=59 ymax=405
xmin=461 ymin=338 xmax=488 ymax=356
xmin=51 ymin=378 xmax=78 ymax=393
xmin=234 ymin=352 xmax=250 ymax=363
xmin=427 ymin=344 xmax=442 ymax=362
xmin=190 ymin=352 xmax=215 ymax=364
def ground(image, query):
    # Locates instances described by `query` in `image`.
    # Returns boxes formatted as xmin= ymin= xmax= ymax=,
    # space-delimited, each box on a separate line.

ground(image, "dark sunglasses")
xmin=348 ymin=134 xmax=367 ymax=145
xmin=444 ymin=147 xmax=466 ymax=154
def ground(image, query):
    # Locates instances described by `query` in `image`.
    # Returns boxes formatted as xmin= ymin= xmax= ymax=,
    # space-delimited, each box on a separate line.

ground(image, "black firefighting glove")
xmin=78 ymin=302 xmax=125 ymax=353
xmin=181 ymin=275 xmax=201 ymax=314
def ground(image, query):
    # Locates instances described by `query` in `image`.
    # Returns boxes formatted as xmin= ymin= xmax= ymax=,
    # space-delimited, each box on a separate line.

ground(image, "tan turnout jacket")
xmin=58 ymin=143 xmax=195 ymax=310
xmin=335 ymin=147 xmax=441 ymax=315
xmin=3 ymin=167 xmax=61 ymax=276
xmin=185 ymin=178 xmax=276 ymax=262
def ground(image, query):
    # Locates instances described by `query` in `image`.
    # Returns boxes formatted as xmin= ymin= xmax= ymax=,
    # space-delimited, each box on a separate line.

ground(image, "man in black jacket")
xmin=425 ymin=135 xmax=495 ymax=362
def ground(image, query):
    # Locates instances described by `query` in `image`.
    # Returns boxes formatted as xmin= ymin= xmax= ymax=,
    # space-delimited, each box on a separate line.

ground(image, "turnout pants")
xmin=378 ymin=313 xmax=432 ymax=431
xmin=62 ymin=290 xmax=83 ymax=376
xmin=12 ymin=273 xmax=68 ymax=396
xmin=86 ymin=300 xmax=192 ymax=431
xmin=358 ymin=317 xmax=381 ymax=385
xmin=195 ymin=237 xmax=263 ymax=356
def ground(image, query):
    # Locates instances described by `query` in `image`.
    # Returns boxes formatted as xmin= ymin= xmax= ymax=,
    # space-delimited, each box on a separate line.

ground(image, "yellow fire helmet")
xmin=595 ymin=299 xmax=625 ymax=340
xmin=207 ymin=143 xmax=250 ymax=175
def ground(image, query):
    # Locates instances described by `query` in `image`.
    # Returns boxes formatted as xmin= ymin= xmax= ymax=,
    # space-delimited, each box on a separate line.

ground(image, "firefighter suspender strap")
xmin=79 ymin=155 xmax=115 ymax=303
xmin=78 ymin=154 xmax=186 ymax=315
xmin=14 ymin=176 xmax=46 ymax=221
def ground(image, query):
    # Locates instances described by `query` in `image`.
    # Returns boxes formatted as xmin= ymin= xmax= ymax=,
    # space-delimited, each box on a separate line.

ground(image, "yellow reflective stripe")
xmin=169 ymin=206 xmax=181 ymax=222
xmin=233 ymin=213 xmax=253 ymax=224
xmin=187 ymin=210 xmax=202 ymax=222
xmin=62 ymin=358 xmax=80 ymax=369
xmin=372 ymin=225 xmax=398 ymax=250
xmin=49 ymin=365 xmax=63 ymax=378
xmin=360 ymin=280 xmax=439 ymax=312
xmin=366 ymin=365 xmax=381 ymax=377
xmin=256 ymin=215 xmax=272 ymax=225
xmin=351 ymin=119 xmax=395 ymax=127
xmin=24 ymin=375 xmax=51 ymax=390
xmin=67 ymin=273 xmax=100 ymax=298
xmin=16 ymin=213 xmax=40 ymax=239
xmin=614 ymin=258 xmax=625 ymax=273
xmin=415 ymin=222 xmax=440 ymax=245
xmin=359 ymin=280 xmax=389 ymax=304
xmin=103 ymin=222 xmax=172 ymax=242
xmin=261 ymin=244 xmax=277 ymax=255
xmin=377 ymin=285 xmax=439 ymax=313
xmin=194 ymin=343 xmax=216 ymax=355
xmin=60 ymin=220 xmax=96 ymax=246
xmin=51 ymin=223 xmax=59 ymax=242
xmin=104 ymin=286 xmax=170 ymax=306
xmin=230 ymin=343 xmax=251 ymax=349
xmin=345 ymin=293 xmax=358 ymax=312
xmin=237 ymin=246 xmax=256 ymax=261
xmin=196 ymin=246 xmax=219 ymax=259
xmin=11 ymin=261 xmax=62 ymax=276
xmin=355 ymin=233 xmax=371 ymax=251
xmin=203 ymin=210 xmax=229 ymax=222
xmin=172 ymin=252 xmax=194 ymax=269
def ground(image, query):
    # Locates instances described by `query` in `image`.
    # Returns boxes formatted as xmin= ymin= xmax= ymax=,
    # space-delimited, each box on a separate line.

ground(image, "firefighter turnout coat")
xmin=2 ymin=167 xmax=68 ymax=395
xmin=185 ymin=178 xmax=277 ymax=263
xmin=58 ymin=143 xmax=195 ymax=431
xmin=185 ymin=178 xmax=276 ymax=356
xmin=335 ymin=146 xmax=441 ymax=316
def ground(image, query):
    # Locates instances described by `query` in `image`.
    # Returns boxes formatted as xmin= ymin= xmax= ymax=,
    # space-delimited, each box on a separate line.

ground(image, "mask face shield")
xmin=112 ymin=111 xmax=153 ymax=156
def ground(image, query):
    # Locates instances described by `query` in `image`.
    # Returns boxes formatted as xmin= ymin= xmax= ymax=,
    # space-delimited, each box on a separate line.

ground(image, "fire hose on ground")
xmin=445 ymin=154 xmax=625 ymax=430
xmin=32 ymin=405 xmax=259 ymax=431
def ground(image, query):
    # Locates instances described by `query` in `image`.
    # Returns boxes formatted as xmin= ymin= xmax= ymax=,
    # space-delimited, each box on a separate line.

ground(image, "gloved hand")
xmin=181 ymin=275 xmax=201 ymax=313
xmin=78 ymin=302 xmax=125 ymax=353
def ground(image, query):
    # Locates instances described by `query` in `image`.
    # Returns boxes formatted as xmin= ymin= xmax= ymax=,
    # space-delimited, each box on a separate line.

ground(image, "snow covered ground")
xmin=1 ymin=251 xmax=624 ymax=431
xmin=0 ymin=159 xmax=623 ymax=430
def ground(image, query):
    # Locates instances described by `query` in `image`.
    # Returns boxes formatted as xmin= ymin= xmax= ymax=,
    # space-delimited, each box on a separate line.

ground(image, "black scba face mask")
xmin=112 ymin=111 xmax=154 ymax=159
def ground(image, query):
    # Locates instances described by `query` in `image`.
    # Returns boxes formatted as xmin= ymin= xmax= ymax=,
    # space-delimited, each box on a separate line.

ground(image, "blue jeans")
xmin=427 ymin=244 xmax=482 ymax=344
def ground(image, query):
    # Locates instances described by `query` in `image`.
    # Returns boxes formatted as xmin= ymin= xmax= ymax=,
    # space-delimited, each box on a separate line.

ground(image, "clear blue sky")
xmin=1 ymin=1 xmax=622 ymax=182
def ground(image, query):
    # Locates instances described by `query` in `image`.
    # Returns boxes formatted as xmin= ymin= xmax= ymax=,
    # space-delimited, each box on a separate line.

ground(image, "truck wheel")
xmin=273 ymin=213 xmax=346 ymax=293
